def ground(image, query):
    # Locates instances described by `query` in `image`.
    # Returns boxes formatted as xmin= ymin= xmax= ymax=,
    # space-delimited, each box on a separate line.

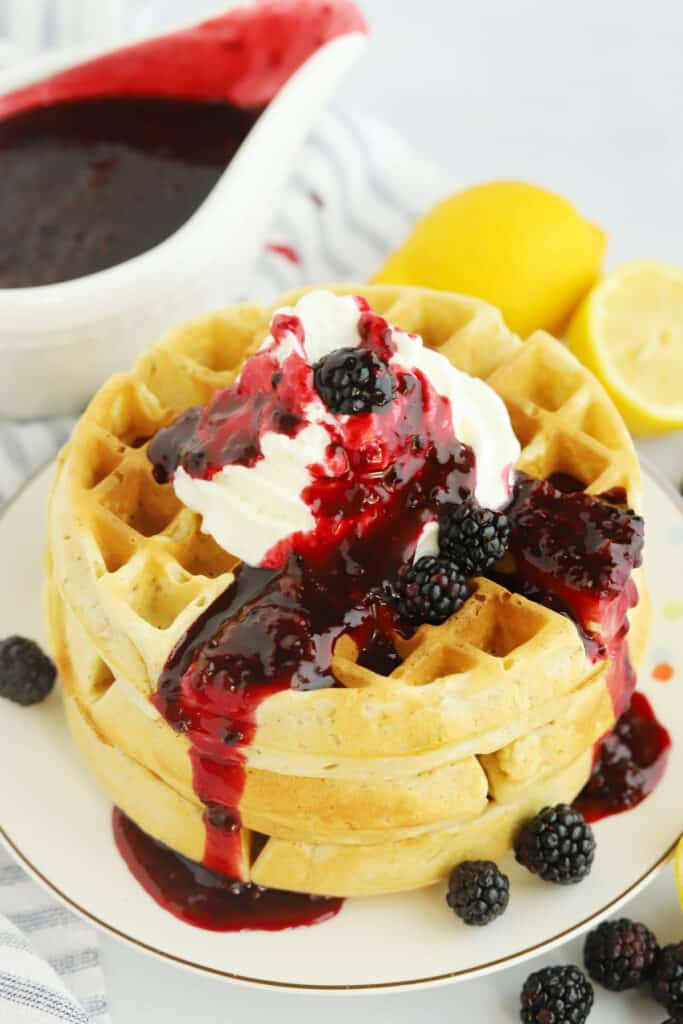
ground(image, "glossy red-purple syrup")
xmin=0 ymin=2 xmax=367 ymax=120
xmin=112 ymin=808 xmax=342 ymax=932
xmin=500 ymin=475 xmax=671 ymax=822
xmin=0 ymin=97 xmax=262 ymax=287
xmin=355 ymin=623 xmax=403 ymax=675
xmin=147 ymin=303 xmax=476 ymax=923
xmin=265 ymin=242 xmax=300 ymax=265
xmin=574 ymin=692 xmax=672 ymax=823
xmin=153 ymin=565 xmax=282 ymax=879
xmin=504 ymin=474 xmax=644 ymax=716
xmin=0 ymin=1 xmax=365 ymax=287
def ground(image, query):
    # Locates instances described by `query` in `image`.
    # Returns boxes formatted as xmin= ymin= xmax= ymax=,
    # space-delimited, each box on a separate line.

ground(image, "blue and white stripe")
xmin=0 ymin=419 xmax=74 ymax=508
xmin=246 ymin=109 xmax=450 ymax=306
xmin=0 ymin=851 xmax=109 ymax=1023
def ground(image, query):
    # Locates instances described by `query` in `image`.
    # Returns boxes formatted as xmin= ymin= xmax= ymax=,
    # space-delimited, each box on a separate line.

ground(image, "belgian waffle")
xmin=45 ymin=285 xmax=648 ymax=897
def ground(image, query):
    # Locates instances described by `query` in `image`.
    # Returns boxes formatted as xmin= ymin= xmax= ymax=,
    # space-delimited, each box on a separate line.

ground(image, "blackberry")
xmin=313 ymin=346 xmax=396 ymax=415
xmin=514 ymin=804 xmax=595 ymax=884
xmin=439 ymin=500 xmax=510 ymax=575
xmin=653 ymin=943 xmax=683 ymax=1017
xmin=397 ymin=556 xmax=468 ymax=625
xmin=520 ymin=965 xmax=594 ymax=1024
xmin=583 ymin=917 xmax=658 ymax=991
xmin=0 ymin=636 xmax=56 ymax=706
xmin=446 ymin=860 xmax=509 ymax=926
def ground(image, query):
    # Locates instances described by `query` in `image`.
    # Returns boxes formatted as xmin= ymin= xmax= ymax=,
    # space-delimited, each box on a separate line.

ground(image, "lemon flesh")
xmin=373 ymin=181 xmax=606 ymax=337
xmin=567 ymin=260 xmax=683 ymax=435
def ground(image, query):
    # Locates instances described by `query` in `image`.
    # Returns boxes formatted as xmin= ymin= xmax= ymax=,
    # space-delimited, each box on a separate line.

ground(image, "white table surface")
xmin=88 ymin=0 xmax=682 ymax=1017
xmin=100 ymin=867 xmax=681 ymax=1023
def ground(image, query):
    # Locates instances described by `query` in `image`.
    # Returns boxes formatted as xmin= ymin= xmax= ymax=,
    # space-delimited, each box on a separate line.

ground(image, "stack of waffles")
xmin=45 ymin=285 xmax=648 ymax=897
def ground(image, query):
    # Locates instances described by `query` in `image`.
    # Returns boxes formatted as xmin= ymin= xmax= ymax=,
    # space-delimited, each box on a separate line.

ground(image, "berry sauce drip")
xmin=147 ymin=302 xmax=477 ymax=926
xmin=498 ymin=474 xmax=670 ymax=822
xmin=574 ymin=692 xmax=672 ymax=824
xmin=265 ymin=242 xmax=300 ymax=266
xmin=355 ymin=626 xmax=403 ymax=675
xmin=502 ymin=474 xmax=644 ymax=717
xmin=112 ymin=808 xmax=342 ymax=932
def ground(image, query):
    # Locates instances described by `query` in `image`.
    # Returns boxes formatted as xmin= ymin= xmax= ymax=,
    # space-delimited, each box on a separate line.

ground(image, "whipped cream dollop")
xmin=174 ymin=424 xmax=326 ymax=567
xmin=157 ymin=290 xmax=520 ymax=567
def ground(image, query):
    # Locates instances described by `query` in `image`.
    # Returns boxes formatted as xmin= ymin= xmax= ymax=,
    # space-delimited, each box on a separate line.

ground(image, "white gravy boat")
xmin=0 ymin=1 xmax=366 ymax=418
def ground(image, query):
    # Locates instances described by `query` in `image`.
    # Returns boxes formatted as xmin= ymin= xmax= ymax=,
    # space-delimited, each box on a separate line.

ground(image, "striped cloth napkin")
xmin=0 ymin=107 xmax=449 ymax=1022
xmin=0 ymin=857 xmax=108 ymax=1023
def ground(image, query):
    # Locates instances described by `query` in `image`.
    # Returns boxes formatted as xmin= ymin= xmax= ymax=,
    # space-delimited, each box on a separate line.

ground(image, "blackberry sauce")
xmin=503 ymin=473 xmax=644 ymax=717
xmin=575 ymin=692 xmax=672 ymax=823
xmin=500 ymin=474 xmax=669 ymax=821
xmin=0 ymin=96 xmax=262 ymax=287
xmin=0 ymin=0 xmax=366 ymax=288
xmin=113 ymin=807 xmax=342 ymax=932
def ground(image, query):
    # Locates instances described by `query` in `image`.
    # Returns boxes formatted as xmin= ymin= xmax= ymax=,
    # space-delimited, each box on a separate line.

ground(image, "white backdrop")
xmin=2 ymin=0 xmax=683 ymax=272
xmin=340 ymin=0 xmax=683 ymax=269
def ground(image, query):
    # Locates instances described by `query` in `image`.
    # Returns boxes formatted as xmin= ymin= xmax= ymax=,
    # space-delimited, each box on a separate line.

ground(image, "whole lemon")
xmin=373 ymin=181 xmax=606 ymax=337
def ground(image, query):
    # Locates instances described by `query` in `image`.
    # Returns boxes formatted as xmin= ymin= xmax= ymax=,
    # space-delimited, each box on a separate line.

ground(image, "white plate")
xmin=1 ymin=463 xmax=682 ymax=993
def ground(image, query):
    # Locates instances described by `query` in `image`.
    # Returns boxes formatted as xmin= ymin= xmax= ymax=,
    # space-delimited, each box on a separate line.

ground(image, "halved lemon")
xmin=567 ymin=260 xmax=683 ymax=435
